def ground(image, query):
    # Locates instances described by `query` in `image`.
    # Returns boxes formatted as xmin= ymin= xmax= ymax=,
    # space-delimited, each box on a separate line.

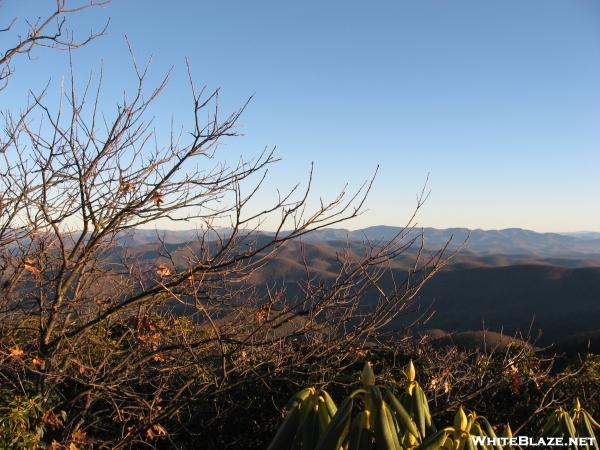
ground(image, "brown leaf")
xmin=9 ymin=346 xmax=24 ymax=357
xmin=41 ymin=410 xmax=64 ymax=429
xmin=254 ymin=304 xmax=269 ymax=324
xmin=152 ymin=353 xmax=165 ymax=362
xmin=120 ymin=180 xmax=134 ymax=193
xmin=155 ymin=264 xmax=171 ymax=278
xmin=429 ymin=377 xmax=439 ymax=389
xmin=70 ymin=359 xmax=87 ymax=375
xmin=146 ymin=423 xmax=167 ymax=439
xmin=23 ymin=258 xmax=40 ymax=274
xmin=151 ymin=191 xmax=163 ymax=206
xmin=70 ymin=429 xmax=88 ymax=444
xmin=31 ymin=356 xmax=44 ymax=368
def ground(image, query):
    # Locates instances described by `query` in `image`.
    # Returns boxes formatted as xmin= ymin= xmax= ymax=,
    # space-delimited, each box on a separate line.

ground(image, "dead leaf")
xmin=155 ymin=264 xmax=171 ymax=278
xmin=70 ymin=359 xmax=87 ymax=375
xmin=23 ymin=258 xmax=40 ymax=275
xmin=254 ymin=304 xmax=269 ymax=324
xmin=443 ymin=381 xmax=451 ymax=394
xmin=70 ymin=428 xmax=88 ymax=444
xmin=120 ymin=179 xmax=134 ymax=193
xmin=146 ymin=423 xmax=167 ymax=439
xmin=41 ymin=410 xmax=64 ymax=429
xmin=31 ymin=356 xmax=44 ymax=368
xmin=151 ymin=191 xmax=163 ymax=206
xmin=9 ymin=346 xmax=24 ymax=357
xmin=152 ymin=353 xmax=165 ymax=362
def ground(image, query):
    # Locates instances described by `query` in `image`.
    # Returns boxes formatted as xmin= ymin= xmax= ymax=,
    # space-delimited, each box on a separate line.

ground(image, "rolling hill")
xmin=108 ymin=226 xmax=600 ymax=350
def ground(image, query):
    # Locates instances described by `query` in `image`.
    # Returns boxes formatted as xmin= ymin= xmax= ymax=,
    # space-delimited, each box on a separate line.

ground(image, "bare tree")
xmin=0 ymin=2 xmax=448 ymax=447
xmin=0 ymin=0 xmax=109 ymax=93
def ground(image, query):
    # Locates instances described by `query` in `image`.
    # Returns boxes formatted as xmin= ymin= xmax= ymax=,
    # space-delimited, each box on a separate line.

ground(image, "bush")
xmin=267 ymin=360 xmax=599 ymax=450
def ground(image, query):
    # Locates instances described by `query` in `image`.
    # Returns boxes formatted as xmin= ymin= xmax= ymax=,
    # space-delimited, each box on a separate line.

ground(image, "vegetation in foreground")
xmin=1 ymin=326 xmax=599 ymax=448
xmin=268 ymin=359 xmax=599 ymax=450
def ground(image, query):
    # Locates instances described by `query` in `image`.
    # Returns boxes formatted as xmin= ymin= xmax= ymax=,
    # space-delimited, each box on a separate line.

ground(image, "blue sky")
xmin=3 ymin=1 xmax=600 ymax=231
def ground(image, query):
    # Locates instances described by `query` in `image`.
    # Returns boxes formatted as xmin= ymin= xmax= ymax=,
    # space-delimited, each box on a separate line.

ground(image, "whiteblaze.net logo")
xmin=471 ymin=435 xmax=597 ymax=447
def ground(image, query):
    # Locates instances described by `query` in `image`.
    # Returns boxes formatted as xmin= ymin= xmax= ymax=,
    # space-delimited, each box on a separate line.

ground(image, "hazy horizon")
xmin=128 ymin=224 xmax=600 ymax=234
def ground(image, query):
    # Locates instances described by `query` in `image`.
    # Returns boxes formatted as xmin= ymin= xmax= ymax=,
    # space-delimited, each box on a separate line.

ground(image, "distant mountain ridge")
xmin=119 ymin=226 xmax=600 ymax=260
xmin=106 ymin=227 xmax=600 ymax=348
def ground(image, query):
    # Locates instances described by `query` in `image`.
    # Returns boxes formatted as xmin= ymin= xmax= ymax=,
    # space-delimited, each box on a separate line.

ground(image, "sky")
xmin=3 ymin=0 xmax=600 ymax=232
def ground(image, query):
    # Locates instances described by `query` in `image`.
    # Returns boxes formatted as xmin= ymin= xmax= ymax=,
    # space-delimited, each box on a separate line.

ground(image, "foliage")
xmin=0 ymin=390 xmax=68 ymax=450
xmin=269 ymin=361 xmax=600 ymax=450
xmin=0 ymin=392 xmax=46 ymax=449
xmin=1 ymin=321 xmax=598 ymax=448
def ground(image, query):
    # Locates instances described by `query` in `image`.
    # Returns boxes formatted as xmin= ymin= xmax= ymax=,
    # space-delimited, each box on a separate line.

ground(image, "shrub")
xmin=268 ymin=360 xmax=599 ymax=450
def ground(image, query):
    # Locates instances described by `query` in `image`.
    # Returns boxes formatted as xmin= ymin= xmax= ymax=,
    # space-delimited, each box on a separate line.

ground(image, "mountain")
xmin=103 ymin=226 xmax=600 ymax=350
xmin=424 ymin=330 xmax=531 ymax=352
xmin=411 ymin=264 xmax=600 ymax=343
xmin=558 ymin=232 xmax=600 ymax=239
xmin=121 ymin=226 xmax=600 ymax=259
xmin=306 ymin=226 xmax=600 ymax=259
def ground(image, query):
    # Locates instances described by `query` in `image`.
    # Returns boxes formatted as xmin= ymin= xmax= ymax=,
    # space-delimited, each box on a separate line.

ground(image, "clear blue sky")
xmin=4 ymin=1 xmax=600 ymax=232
